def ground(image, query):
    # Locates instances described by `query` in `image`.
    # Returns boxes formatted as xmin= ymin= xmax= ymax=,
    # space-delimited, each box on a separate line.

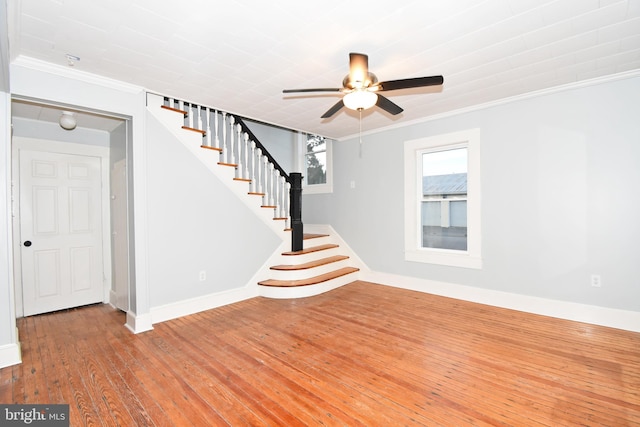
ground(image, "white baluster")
xmin=191 ymin=104 xmax=195 ymax=129
xmin=202 ymin=107 xmax=210 ymax=146
xmin=284 ymin=180 xmax=291 ymax=228
xmin=221 ymin=112 xmax=227 ymax=162
xmin=268 ymin=163 xmax=275 ymax=207
xmin=213 ymin=110 xmax=220 ymax=150
xmin=274 ymin=170 xmax=282 ymax=216
xmin=256 ymin=149 xmax=264 ymax=194
xmin=242 ymin=133 xmax=250 ymax=180
xmin=235 ymin=123 xmax=242 ymax=177
xmin=279 ymin=175 xmax=287 ymax=219
xmin=228 ymin=116 xmax=236 ymax=165
xmin=262 ymin=155 xmax=269 ymax=205
xmin=249 ymin=141 xmax=257 ymax=193
xmin=186 ymin=102 xmax=193 ymax=128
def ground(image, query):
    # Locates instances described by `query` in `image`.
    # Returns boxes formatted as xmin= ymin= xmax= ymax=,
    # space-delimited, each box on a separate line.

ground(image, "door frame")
xmin=12 ymin=137 xmax=111 ymax=317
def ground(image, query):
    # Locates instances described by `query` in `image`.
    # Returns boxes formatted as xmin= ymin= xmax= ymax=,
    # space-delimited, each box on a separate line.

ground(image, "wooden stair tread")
xmin=182 ymin=125 xmax=206 ymax=135
xmin=258 ymin=267 xmax=359 ymax=288
xmin=270 ymin=255 xmax=349 ymax=271
xmin=160 ymin=105 xmax=187 ymax=115
xmin=303 ymin=233 xmax=329 ymax=240
xmin=201 ymin=145 xmax=222 ymax=152
xmin=282 ymin=243 xmax=338 ymax=256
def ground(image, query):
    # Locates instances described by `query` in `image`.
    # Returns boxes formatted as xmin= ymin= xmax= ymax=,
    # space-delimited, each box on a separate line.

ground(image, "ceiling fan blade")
xmin=376 ymin=95 xmax=403 ymax=115
xmin=283 ymin=88 xmax=342 ymax=93
xmin=348 ymin=53 xmax=369 ymax=87
xmin=377 ymin=76 xmax=444 ymax=92
xmin=321 ymin=100 xmax=344 ymax=118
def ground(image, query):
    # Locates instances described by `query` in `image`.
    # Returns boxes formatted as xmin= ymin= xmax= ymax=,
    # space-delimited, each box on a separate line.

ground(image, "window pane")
xmin=307 ymin=136 xmax=326 ymax=153
xmin=450 ymin=200 xmax=467 ymax=227
xmin=422 ymin=147 xmax=467 ymax=176
xmin=306 ymin=151 xmax=326 ymax=185
xmin=421 ymin=147 xmax=467 ymax=251
xmin=306 ymin=135 xmax=327 ymax=185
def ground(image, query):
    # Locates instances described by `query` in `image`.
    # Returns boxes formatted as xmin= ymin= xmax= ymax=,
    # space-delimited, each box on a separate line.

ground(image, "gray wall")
xmin=303 ymin=76 xmax=640 ymax=312
xmin=145 ymin=112 xmax=281 ymax=307
xmin=245 ymin=120 xmax=298 ymax=173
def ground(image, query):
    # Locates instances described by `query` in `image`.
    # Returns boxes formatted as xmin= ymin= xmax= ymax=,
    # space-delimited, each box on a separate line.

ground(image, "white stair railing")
xmin=161 ymin=95 xmax=291 ymax=229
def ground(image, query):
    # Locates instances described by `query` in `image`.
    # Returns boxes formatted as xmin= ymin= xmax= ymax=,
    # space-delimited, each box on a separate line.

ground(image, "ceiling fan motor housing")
xmin=343 ymin=72 xmax=378 ymax=90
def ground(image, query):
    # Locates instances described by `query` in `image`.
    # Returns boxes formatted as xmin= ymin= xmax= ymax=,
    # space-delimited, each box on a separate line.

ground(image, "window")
xmin=404 ymin=129 xmax=481 ymax=269
xmin=303 ymin=134 xmax=333 ymax=194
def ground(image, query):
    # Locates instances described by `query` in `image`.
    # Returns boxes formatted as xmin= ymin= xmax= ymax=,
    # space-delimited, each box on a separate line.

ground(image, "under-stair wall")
xmin=144 ymin=103 xmax=282 ymax=322
xmin=146 ymin=92 xmax=364 ymax=305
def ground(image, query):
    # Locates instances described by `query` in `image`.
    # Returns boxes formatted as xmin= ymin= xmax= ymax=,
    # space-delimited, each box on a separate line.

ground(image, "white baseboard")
xmin=150 ymin=286 xmax=259 ymax=325
xmin=361 ymin=270 xmax=640 ymax=333
xmin=0 ymin=342 xmax=22 ymax=368
xmin=125 ymin=311 xmax=154 ymax=334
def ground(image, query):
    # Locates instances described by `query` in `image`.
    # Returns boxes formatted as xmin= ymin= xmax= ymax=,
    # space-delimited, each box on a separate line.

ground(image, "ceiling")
xmin=6 ymin=0 xmax=640 ymax=139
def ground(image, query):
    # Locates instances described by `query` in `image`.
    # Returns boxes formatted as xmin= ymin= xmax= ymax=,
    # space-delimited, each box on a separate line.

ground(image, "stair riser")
xmin=278 ymin=247 xmax=342 ymax=264
xmin=268 ymin=259 xmax=351 ymax=281
xmin=258 ymin=272 xmax=359 ymax=299
xmin=302 ymin=236 xmax=333 ymax=247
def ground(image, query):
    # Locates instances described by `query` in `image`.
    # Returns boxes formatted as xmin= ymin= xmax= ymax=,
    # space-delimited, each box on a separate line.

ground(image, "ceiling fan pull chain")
xmin=359 ymin=109 xmax=364 ymax=158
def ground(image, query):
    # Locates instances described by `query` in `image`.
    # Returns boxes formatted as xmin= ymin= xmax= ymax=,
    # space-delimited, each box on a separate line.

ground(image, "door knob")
xmin=24 ymin=241 xmax=32 ymax=247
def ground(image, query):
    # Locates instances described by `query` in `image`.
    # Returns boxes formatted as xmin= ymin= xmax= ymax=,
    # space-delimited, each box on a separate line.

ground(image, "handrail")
xmin=159 ymin=95 xmax=303 ymax=251
xmin=235 ymin=117 xmax=290 ymax=183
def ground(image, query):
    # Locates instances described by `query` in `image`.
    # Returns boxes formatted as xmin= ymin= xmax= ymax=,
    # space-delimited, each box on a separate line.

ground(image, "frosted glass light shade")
xmin=343 ymin=90 xmax=378 ymax=111
xmin=59 ymin=111 xmax=77 ymax=130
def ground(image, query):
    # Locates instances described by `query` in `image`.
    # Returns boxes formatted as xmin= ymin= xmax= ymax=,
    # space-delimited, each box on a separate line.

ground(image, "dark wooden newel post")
xmin=290 ymin=172 xmax=303 ymax=252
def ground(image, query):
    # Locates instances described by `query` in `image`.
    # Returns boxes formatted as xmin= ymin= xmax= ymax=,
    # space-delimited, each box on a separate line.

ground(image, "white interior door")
xmin=19 ymin=150 xmax=105 ymax=316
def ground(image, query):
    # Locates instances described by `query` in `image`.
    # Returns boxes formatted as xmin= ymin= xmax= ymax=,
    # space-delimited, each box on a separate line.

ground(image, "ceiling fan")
xmin=283 ymin=52 xmax=444 ymax=119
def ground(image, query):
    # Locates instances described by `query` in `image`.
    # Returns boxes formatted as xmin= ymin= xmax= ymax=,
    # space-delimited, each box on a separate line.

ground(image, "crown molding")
xmin=11 ymin=55 xmax=144 ymax=95
xmin=340 ymin=69 xmax=640 ymax=141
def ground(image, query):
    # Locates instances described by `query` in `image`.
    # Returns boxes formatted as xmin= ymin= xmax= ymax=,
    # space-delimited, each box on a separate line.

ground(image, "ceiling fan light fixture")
xmin=59 ymin=111 xmax=77 ymax=130
xmin=343 ymin=90 xmax=378 ymax=111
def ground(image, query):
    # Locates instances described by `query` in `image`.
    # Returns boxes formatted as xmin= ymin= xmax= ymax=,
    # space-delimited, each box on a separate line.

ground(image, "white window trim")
xmin=303 ymin=137 xmax=333 ymax=194
xmin=404 ymin=128 xmax=482 ymax=269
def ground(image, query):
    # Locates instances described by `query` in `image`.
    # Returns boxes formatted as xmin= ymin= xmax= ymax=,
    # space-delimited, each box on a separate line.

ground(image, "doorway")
xmin=18 ymin=149 xmax=104 ymax=315
xmin=11 ymin=100 xmax=130 ymax=316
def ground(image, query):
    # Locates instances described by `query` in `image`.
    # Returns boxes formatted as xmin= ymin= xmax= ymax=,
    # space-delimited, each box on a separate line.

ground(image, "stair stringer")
xmin=146 ymin=92 xmax=288 ymax=241
xmin=256 ymin=224 xmax=370 ymax=299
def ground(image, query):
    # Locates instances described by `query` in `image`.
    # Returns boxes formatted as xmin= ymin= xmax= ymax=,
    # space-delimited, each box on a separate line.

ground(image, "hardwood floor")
xmin=1 ymin=281 xmax=639 ymax=426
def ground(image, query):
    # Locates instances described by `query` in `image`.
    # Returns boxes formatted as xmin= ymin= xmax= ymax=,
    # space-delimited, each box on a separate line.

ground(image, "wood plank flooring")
xmin=1 ymin=281 xmax=639 ymax=426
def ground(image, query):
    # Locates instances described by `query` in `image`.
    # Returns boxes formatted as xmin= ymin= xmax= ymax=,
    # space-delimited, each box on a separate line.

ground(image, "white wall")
xmin=0 ymin=90 xmax=20 ymax=367
xmin=8 ymin=57 xmax=151 ymax=333
xmin=303 ymin=76 xmax=640 ymax=314
xmin=145 ymin=112 xmax=281 ymax=307
xmin=5 ymin=59 xmax=285 ymax=338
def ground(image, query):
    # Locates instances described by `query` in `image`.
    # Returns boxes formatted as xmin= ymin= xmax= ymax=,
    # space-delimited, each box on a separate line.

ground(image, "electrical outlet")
xmin=590 ymin=274 xmax=601 ymax=287
xmin=199 ymin=270 xmax=206 ymax=281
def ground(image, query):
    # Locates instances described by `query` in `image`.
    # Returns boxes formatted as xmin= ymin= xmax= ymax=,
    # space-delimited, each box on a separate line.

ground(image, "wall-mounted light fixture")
xmin=59 ymin=111 xmax=77 ymax=130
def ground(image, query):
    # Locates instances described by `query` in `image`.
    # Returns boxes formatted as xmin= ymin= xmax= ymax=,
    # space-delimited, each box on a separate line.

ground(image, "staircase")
xmin=258 ymin=233 xmax=359 ymax=298
xmin=146 ymin=93 xmax=360 ymax=298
